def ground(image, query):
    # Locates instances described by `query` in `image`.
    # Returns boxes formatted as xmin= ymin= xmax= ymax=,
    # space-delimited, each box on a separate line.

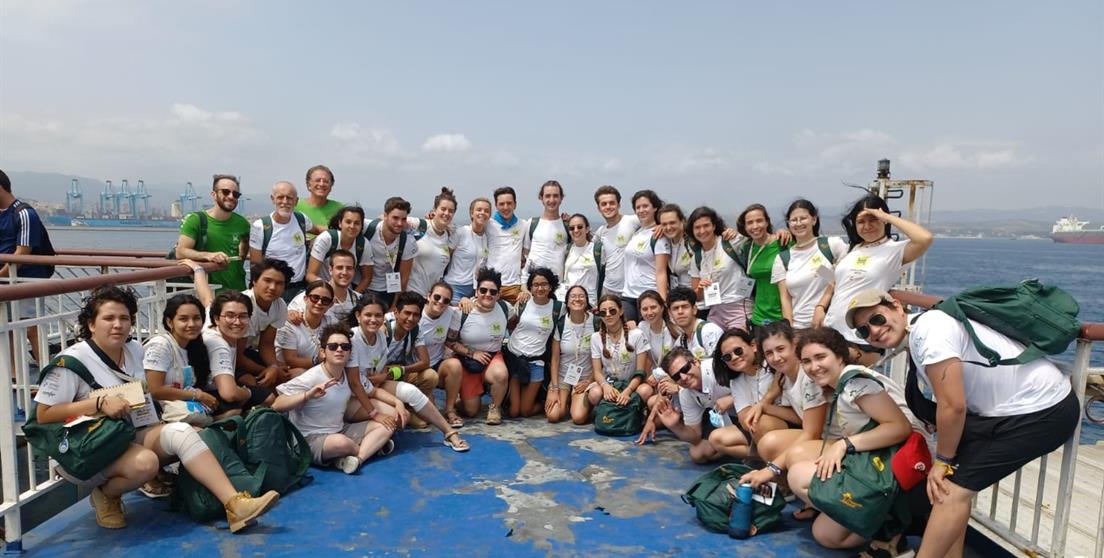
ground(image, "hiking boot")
xmin=338 ymin=456 xmax=360 ymax=475
xmin=407 ymin=414 xmax=429 ymax=430
xmin=486 ymin=404 xmax=502 ymax=425
xmin=225 ymin=490 xmax=280 ymax=533
xmin=90 ymin=486 xmax=126 ymax=529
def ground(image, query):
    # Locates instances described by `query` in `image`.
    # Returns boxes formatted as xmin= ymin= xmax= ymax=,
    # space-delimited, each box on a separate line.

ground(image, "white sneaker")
xmin=338 ymin=456 xmax=360 ymax=475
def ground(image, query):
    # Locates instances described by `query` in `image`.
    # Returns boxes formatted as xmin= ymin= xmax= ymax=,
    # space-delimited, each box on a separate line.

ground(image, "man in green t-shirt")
xmin=175 ymin=174 xmax=251 ymax=291
xmin=295 ymin=164 xmax=344 ymax=240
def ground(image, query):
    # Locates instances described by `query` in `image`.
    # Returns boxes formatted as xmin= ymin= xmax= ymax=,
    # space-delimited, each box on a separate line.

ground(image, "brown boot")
xmin=89 ymin=486 xmax=126 ymax=529
xmin=225 ymin=490 xmax=279 ymax=533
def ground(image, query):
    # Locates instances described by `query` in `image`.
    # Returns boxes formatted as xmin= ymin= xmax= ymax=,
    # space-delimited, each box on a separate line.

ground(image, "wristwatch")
xmin=843 ymin=437 xmax=857 ymax=455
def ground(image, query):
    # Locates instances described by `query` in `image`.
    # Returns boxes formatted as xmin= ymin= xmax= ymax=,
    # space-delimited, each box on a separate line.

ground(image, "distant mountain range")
xmin=6 ymin=170 xmax=1102 ymax=237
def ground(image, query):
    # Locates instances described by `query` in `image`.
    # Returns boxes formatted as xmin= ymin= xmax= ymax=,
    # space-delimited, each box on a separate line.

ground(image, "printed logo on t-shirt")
xmin=511 ymin=229 xmax=521 ymax=238
xmin=854 ymin=255 xmax=870 ymax=268
xmin=440 ymin=245 xmax=451 ymax=256
xmin=539 ymin=315 xmax=552 ymax=329
xmin=582 ymin=254 xmax=594 ymax=265
xmin=616 ymin=234 xmax=627 ymax=246
xmin=619 ymin=350 xmax=631 ymax=363
xmin=662 ymin=343 xmax=672 ymax=354
xmin=434 ymin=325 xmax=446 ymax=336
xmin=555 ymin=232 xmax=566 ymax=244
xmin=713 ymin=256 xmax=723 ymax=268
xmin=293 ymin=232 xmax=304 ymax=246
xmin=583 ymin=334 xmax=592 ymax=345
xmin=491 ymin=322 xmax=503 ymax=334
xmin=811 ymin=254 xmax=824 ymax=267
xmin=635 ymin=239 xmax=646 ymax=250
xmin=692 ymin=347 xmax=706 ymax=359
xmin=679 ymin=251 xmax=691 ymax=264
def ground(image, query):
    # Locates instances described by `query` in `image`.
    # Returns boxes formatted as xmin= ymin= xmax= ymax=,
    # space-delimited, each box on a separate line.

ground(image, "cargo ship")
xmin=1050 ymin=215 xmax=1104 ymax=244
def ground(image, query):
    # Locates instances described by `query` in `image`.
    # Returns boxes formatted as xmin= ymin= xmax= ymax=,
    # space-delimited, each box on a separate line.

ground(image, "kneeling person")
xmin=649 ymin=348 xmax=732 ymax=463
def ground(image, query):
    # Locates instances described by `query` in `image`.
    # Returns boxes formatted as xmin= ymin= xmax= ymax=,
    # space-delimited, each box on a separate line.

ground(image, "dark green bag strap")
xmin=37 ymin=355 xmax=100 ymax=389
xmin=528 ymin=217 xmax=539 ymax=241
xmin=722 ymin=238 xmax=750 ymax=272
xmin=393 ymin=231 xmax=408 ymax=273
xmin=934 ymin=297 xmax=1044 ymax=367
xmin=819 ymin=368 xmax=884 ymax=454
xmin=261 ymin=215 xmax=273 ymax=254
xmin=816 ymin=236 xmax=834 ymax=263
xmin=364 ymin=219 xmax=380 ymax=242
xmin=194 ymin=211 xmax=208 ymax=251
xmin=325 ymin=230 xmax=340 ymax=258
xmin=695 ymin=320 xmax=706 ymax=348
xmin=592 ymin=241 xmax=605 ymax=294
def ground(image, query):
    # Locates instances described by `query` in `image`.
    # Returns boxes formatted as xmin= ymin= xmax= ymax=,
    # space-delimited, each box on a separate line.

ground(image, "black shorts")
xmin=953 ymin=389 xmax=1080 ymax=492
xmin=457 ymin=352 xmax=497 ymax=375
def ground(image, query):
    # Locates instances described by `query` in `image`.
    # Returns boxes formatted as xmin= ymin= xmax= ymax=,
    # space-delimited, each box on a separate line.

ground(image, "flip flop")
xmin=443 ymin=431 xmax=470 ymax=453
xmin=446 ymin=410 xmax=464 ymax=429
xmin=792 ymin=505 xmax=819 ymax=521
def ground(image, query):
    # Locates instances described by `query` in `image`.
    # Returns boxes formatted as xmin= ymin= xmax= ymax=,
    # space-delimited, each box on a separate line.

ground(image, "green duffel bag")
xmin=239 ymin=407 xmax=312 ymax=494
xmin=593 ymin=381 xmax=645 ymax=436
xmin=21 ymin=355 xmax=136 ymax=481
xmin=173 ymin=416 xmax=266 ymax=522
xmin=682 ymin=463 xmax=785 ymax=535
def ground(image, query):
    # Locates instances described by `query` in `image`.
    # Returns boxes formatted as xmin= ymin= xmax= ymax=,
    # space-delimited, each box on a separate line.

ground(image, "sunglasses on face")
xmin=478 ymin=287 xmax=499 ymax=296
xmin=669 ymin=360 xmax=693 ymax=382
xmin=855 ymin=313 xmax=888 ymax=340
xmin=307 ymin=294 xmax=334 ymax=306
xmin=595 ymin=308 xmax=619 ymax=317
xmin=430 ymin=293 xmax=448 ymax=303
xmin=569 ymin=224 xmax=586 ymax=231
xmin=217 ymin=188 xmax=243 ymax=199
xmin=325 ymin=342 xmax=352 ymax=351
xmin=719 ymin=346 xmax=745 ymax=362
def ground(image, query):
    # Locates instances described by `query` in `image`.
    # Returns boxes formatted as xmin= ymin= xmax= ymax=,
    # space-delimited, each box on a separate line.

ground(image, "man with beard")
xmin=175 ymin=174 xmax=251 ymax=292
xmin=249 ymin=181 xmax=324 ymax=301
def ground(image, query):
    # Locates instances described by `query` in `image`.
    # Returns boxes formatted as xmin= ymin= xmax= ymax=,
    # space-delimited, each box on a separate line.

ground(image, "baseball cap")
xmin=844 ymin=289 xmax=896 ymax=329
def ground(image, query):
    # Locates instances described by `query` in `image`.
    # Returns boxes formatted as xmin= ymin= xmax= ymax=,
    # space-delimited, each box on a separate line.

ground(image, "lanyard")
xmin=747 ymin=241 xmax=768 ymax=273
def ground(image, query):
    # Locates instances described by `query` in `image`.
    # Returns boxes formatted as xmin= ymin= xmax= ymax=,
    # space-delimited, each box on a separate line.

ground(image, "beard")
xmin=217 ymin=198 xmax=237 ymax=212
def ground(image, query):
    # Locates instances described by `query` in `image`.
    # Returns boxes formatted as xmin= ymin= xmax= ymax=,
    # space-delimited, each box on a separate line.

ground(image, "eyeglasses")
xmin=569 ymin=225 xmax=586 ymax=231
xmin=325 ymin=342 xmax=352 ymax=351
xmin=787 ymin=216 xmax=810 ymax=224
xmin=430 ymin=293 xmax=448 ymax=303
xmin=307 ymin=294 xmax=334 ymax=306
xmin=595 ymin=308 xmax=619 ymax=317
xmin=220 ymin=312 xmax=250 ymax=322
xmin=217 ymin=188 xmax=243 ymax=199
xmin=719 ymin=346 xmax=745 ymax=362
xmin=531 ymin=282 xmax=551 ymax=290
xmin=478 ymin=287 xmax=499 ymax=296
xmin=669 ymin=360 xmax=693 ymax=382
xmin=855 ymin=313 xmax=888 ymax=340
xmin=567 ymin=293 xmax=588 ymax=301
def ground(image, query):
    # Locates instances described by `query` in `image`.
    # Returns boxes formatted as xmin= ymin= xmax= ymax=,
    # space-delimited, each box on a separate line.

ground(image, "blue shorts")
xmin=450 ymin=283 xmax=475 ymax=305
xmin=502 ymin=349 xmax=545 ymax=385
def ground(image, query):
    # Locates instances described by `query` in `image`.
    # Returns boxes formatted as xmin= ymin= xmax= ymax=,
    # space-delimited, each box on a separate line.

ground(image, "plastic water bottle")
xmin=728 ymin=483 xmax=753 ymax=539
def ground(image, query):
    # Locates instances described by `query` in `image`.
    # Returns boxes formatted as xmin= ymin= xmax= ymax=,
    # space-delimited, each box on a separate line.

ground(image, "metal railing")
xmin=0 ymin=252 xmax=219 ymax=551
xmin=886 ymin=290 xmax=1104 ymax=558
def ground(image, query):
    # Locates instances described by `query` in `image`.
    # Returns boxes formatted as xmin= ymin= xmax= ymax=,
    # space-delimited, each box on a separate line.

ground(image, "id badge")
xmin=734 ymin=276 xmax=754 ymax=299
xmin=129 ymin=393 xmax=160 ymax=427
xmin=562 ymin=364 xmax=583 ymax=386
xmin=385 ymin=272 xmax=402 ymax=293
xmin=703 ymin=283 xmax=722 ymax=307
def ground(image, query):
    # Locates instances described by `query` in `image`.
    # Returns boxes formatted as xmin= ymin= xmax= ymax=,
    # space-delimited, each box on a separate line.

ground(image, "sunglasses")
xmin=669 ymin=360 xmax=693 ymax=382
xmin=855 ymin=313 xmax=888 ymax=340
xmin=595 ymin=308 xmax=619 ymax=317
xmin=307 ymin=294 xmax=334 ymax=306
xmin=569 ymin=224 xmax=586 ymax=231
xmin=719 ymin=346 xmax=745 ymax=363
xmin=217 ymin=188 xmax=243 ymax=199
xmin=478 ymin=287 xmax=499 ymax=296
xmin=325 ymin=342 xmax=352 ymax=351
xmin=430 ymin=293 xmax=448 ymax=303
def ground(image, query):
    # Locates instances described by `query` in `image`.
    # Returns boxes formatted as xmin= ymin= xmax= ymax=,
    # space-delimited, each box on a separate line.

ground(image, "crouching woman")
xmin=32 ymin=286 xmax=279 ymax=532
xmin=274 ymin=324 xmax=395 ymax=475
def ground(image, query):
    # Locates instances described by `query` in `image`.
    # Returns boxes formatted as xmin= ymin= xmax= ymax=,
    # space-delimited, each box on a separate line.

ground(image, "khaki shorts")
xmin=305 ymin=421 xmax=372 ymax=466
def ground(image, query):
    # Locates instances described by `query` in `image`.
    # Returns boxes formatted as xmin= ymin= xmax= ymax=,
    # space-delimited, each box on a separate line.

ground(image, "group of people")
xmin=5 ymin=166 xmax=1081 ymax=558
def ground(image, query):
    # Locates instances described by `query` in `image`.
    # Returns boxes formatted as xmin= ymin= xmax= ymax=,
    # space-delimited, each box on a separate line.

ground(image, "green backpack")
xmin=778 ymin=236 xmax=834 ymax=269
xmin=932 ymin=278 xmax=1081 ymax=367
xmin=682 ymin=463 xmax=785 ymax=535
xmin=691 ymin=238 xmax=749 ymax=273
xmin=238 ymin=407 xmax=313 ymax=494
xmin=593 ymin=388 xmax=645 ymax=436
xmin=172 ymin=416 xmax=266 ymax=522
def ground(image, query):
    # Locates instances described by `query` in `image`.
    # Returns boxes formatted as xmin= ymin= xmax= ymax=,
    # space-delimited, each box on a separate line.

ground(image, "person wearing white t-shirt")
xmin=620 ymin=190 xmax=671 ymax=323
xmin=638 ymin=291 xmax=676 ymax=372
xmin=555 ymin=214 xmax=603 ymax=307
xmin=585 ymin=295 xmax=654 ymax=411
xmin=704 ymin=329 xmax=788 ymax=461
xmin=444 ymin=198 xmax=491 ymax=303
xmin=274 ymin=325 xmax=396 ymax=474
xmin=440 ymin=267 xmax=516 ymax=425
xmin=502 ymin=267 xmax=561 ymax=418
xmin=658 ymin=204 xmax=695 ymax=289
xmin=407 ymin=188 xmax=459 ymax=297
xmin=848 ymin=290 xmax=1078 ymax=558
xmin=687 ymin=206 xmax=755 ymax=331
xmin=547 ymin=285 xmax=598 ymax=424
xmin=522 ymin=180 xmax=569 ymax=282
xmin=237 ymin=259 xmax=292 ymax=388
xmin=592 ymin=185 xmax=641 ymax=298
xmin=363 ymin=197 xmax=419 ymax=307
xmin=306 ymin=206 xmax=371 ymax=292
xmin=144 ymin=293 xmax=220 ymax=426
xmin=822 ymin=195 xmax=933 ymax=362
xmin=276 ymin=281 xmax=336 ymax=376
xmin=484 ymin=186 xmax=527 ymax=304
xmin=772 ymin=199 xmax=849 ymax=330
xmin=204 ymin=291 xmax=273 ymax=412
xmin=249 ymin=181 xmax=323 ymax=302
xmin=287 ymin=250 xmax=360 ymax=326
xmin=645 ymin=349 xmax=733 ymax=463
xmin=34 ymin=285 xmax=279 ymax=532
xmin=666 ymin=287 xmax=724 ymax=362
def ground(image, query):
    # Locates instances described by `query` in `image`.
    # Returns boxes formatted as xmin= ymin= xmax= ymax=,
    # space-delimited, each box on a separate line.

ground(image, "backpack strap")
xmin=722 ymin=239 xmax=750 ymax=272
xmin=692 ymin=243 xmax=703 ymax=269
xmin=819 ymin=367 xmax=884 ymax=453
xmin=933 ymin=297 xmax=1042 ymax=367
xmin=394 ymin=231 xmax=408 ymax=273
xmin=364 ymin=219 xmax=380 ymax=242
xmin=497 ymin=299 xmax=510 ymax=320
xmin=816 ymin=236 xmax=834 ymax=264
xmin=779 ymin=247 xmax=792 ymax=270
xmin=325 ymin=230 xmax=341 ymax=258
xmin=695 ymin=320 xmax=706 ymax=349
xmin=555 ymin=314 xmax=566 ymax=338
xmin=37 ymin=355 xmax=101 ymax=389
xmin=528 ymin=217 xmax=539 ymax=242
xmin=593 ymin=242 xmax=606 ymax=296
xmin=261 ymin=215 xmax=273 ymax=254
xmin=552 ymin=300 xmax=563 ymax=324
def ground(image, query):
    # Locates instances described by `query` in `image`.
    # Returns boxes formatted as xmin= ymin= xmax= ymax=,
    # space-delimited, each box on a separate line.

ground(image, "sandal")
xmin=443 ymin=431 xmax=471 ymax=453
xmin=377 ymin=439 xmax=395 ymax=457
xmin=792 ymin=505 xmax=819 ymax=522
xmin=446 ymin=410 xmax=464 ymax=429
xmin=138 ymin=477 xmax=173 ymax=499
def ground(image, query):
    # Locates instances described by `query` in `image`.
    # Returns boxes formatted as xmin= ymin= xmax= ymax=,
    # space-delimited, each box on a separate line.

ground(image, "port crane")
xmin=65 ymin=179 xmax=83 ymax=215
xmin=179 ymin=182 xmax=200 ymax=213
xmin=131 ymin=180 xmax=151 ymax=217
xmin=99 ymin=180 xmax=118 ymax=216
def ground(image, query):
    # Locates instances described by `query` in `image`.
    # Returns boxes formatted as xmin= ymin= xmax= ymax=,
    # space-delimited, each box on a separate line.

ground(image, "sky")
xmin=1 ymin=1 xmax=1102 ymax=216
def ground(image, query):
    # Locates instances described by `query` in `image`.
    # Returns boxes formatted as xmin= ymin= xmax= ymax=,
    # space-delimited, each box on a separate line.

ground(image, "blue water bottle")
xmin=728 ymin=483 xmax=753 ymax=539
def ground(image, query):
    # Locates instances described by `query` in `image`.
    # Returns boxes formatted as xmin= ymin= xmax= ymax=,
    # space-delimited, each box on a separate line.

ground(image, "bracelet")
xmin=935 ymin=453 xmax=958 ymax=467
xmin=95 ymin=395 xmax=103 ymax=413
xmin=192 ymin=267 xmax=206 ymax=273
xmin=766 ymin=462 xmax=783 ymax=477
xmin=815 ymin=304 xmax=827 ymax=310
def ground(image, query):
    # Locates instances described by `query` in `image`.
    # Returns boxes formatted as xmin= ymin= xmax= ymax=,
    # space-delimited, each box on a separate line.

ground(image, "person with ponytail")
xmin=307 ymin=205 xmax=369 ymax=292
xmin=585 ymin=294 xmax=654 ymax=410
xmin=705 ymin=328 xmax=786 ymax=459
xmin=407 ymin=187 xmax=459 ymax=297
xmin=771 ymin=199 xmax=847 ymax=329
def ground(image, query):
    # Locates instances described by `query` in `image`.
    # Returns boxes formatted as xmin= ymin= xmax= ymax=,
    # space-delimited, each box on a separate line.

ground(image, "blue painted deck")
xmin=18 ymin=419 xmax=853 ymax=558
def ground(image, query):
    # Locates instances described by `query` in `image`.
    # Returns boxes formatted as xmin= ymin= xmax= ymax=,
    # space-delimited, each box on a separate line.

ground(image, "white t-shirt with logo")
xmin=594 ymin=215 xmax=640 ymax=295
xmin=143 ymin=334 xmax=192 ymax=389
xmin=524 ymin=217 xmax=569 ymax=280
xmin=453 ymin=302 xmax=514 ymax=353
xmin=349 ymin=327 xmax=387 ymax=386
xmin=249 ymin=212 xmax=314 ymax=283
xmin=909 ymin=310 xmax=1071 ymax=417
xmin=35 ymin=340 xmax=145 ymax=406
xmin=287 ymin=289 xmax=353 ymax=325
xmin=770 ymin=236 xmax=848 ymax=329
xmin=641 ymin=322 xmax=676 ymax=369
xmin=556 ymin=242 xmax=601 ymax=306
xmin=622 ymin=226 xmax=672 ymax=299
xmin=779 ymin=368 xmax=824 ymax=421
xmin=826 ymin=239 xmax=907 ymax=344
xmin=727 ymin=363 xmax=777 ymax=414
xmin=590 ymin=328 xmax=650 ymax=382
xmin=201 ymin=329 xmax=237 ymax=390
xmin=443 ymin=225 xmax=488 ymax=289
xmin=276 ymin=365 xmax=354 ymax=436
xmin=689 ymin=238 xmax=754 ymax=306
xmin=381 ymin=315 xmax=426 ymax=366
xmin=508 ymin=300 xmax=556 ymax=358
xmin=485 ymin=218 xmax=527 ymax=286
xmin=244 ymin=289 xmax=288 ymax=351
xmin=668 ymin=238 xmax=695 ymax=289
xmin=554 ymin=314 xmax=596 ymax=385
xmin=366 ymin=224 xmax=418 ymax=292
xmin=805 ymin=365 xmax=925 ymax=438
xmin=407 ymin=221 xmax=455 ymax=297
xmin=420 ymin=307 xmax=458 ymax=367
xmin=678 ymin=359 xmax=734 ymax=427
xmin=309 ymin=231 xmax=371 ymax=285
xmin=679 ymin=320 xmax=724 ymax=361
xmin=275 ymin=320 xmax=324 ymax=366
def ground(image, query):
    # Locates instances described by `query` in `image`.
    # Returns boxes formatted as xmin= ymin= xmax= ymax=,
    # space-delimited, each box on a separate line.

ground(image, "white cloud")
xmin=328 ymin=122 xmax=407 ymax=167
xmin=753 ymin=161 xmax=795 ymax=176
xmin=422 ymin=133 xmax=472 ymax=153
xmin=899 ymin=142 xmax=1024 ymax=170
